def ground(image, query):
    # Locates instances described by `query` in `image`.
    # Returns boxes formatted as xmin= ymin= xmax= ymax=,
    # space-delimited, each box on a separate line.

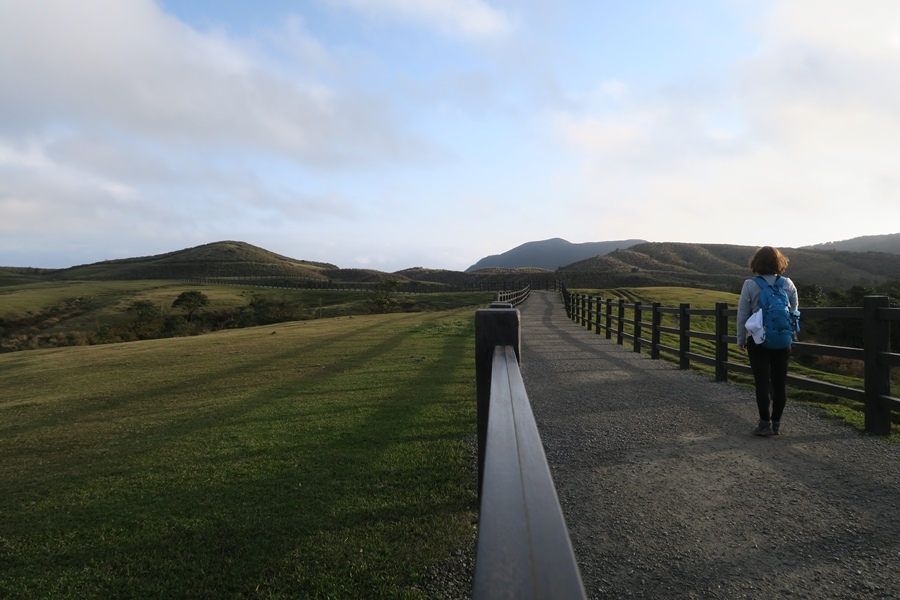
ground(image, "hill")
xmin=465 ymin=238 xmax=646 ymax=272
xmin=0 ymin=267 xmax=53 ymax=286
xmin=396 ymin=266 xmax=554 ymax=288
xmin=6 ymin=240 xmax=556 ymax=289
xmin=47 ymin=241 xmax=337 ymax=281
xmin=558 ymin=242 xmax=900 ymax=291
xmin=7 ymin=233 xmax=899 ymax=293
xmin=802 ymin=233 xmax=900 ymax=254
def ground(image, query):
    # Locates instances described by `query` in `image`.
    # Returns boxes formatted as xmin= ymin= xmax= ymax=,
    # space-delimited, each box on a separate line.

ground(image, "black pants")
xmin=746 ymin=339 xmax=790 ymax=422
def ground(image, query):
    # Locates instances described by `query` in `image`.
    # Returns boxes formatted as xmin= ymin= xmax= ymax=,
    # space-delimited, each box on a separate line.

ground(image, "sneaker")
xmin=753 ymin=420 xmax=774 ymax=436
xmin=772 ymin=421 xmax=780 ymax=435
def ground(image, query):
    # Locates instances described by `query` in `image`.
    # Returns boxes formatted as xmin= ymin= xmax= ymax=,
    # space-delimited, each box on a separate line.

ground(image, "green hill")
xmin=802 ymin=233 xmax=900 ymax=254
xmin=559 ymin=242 xmax=900 ymax=291
xmin=9 ymin=238 xmax=900 ymax=293
xmin=48 ymin=241 xmax=336 ymax=281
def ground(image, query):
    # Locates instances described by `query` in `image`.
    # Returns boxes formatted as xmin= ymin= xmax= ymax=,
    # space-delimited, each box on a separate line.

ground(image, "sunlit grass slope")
xmin=0 ymin=309 xmax=478 ymax=598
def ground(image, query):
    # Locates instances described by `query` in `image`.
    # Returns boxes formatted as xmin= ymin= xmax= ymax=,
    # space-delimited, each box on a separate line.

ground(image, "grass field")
xmin=0 ymin=280 xmax=494 ymax=332
xmin=0 ymin=309 xmax=479 ymax=598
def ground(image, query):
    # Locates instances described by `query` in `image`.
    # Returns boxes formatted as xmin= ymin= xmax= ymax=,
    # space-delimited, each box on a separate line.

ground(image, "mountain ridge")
xmin=465 ymin=237 xmax=647 ymax=271
xmin=5 ymin=234 xmax=899 ymax=292
xmin=559 ymin=241 xmax=900 ymax=291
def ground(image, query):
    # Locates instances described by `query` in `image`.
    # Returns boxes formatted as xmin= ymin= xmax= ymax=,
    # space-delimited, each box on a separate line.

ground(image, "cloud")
xmin=0 ymin=0 xmax=431 ymax=167
xmin=541 ymin=0 xmax=900 ymax=247
xmin=0 ymin=0 xmax=448 ymax=266
xmin=325 ymin=0 xmax=513 ymax=40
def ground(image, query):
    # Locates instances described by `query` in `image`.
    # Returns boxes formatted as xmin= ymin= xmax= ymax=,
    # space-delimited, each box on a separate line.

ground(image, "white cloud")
xmin=325 ymin=0 xmax=513 ymax=40
xmin=540 ymin=0 xmax=900 ymax=248
xmin=762 ymin=0 xmax=900 ymax=59
xmin=0 ymin=0 xmax=430 ymax=166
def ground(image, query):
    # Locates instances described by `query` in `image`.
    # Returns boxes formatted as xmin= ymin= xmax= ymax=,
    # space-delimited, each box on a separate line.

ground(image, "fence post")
xmin=605 ymin=299 xmax=613 ymax=339
xmin=633 ymin=302 xmax=642 ymax=354
xmin=595 ymin=297 xmax=603 ymax=335
xmin=475 ymin=306 xmax=521 ymax=497
xmin=679 ymin=303 xmax=690 ymax=370
xmin=715 ymin=302 xmax=729 ymax=382
xmin=863 ymin=296 xmax=891 ymax=435
xmin=587 ymin=296 xmax=594 ymax=332
xmin=616 ymin=300 xmax=625 ymax=345
xmin=651 ymin=302 xmax=661 ymax=360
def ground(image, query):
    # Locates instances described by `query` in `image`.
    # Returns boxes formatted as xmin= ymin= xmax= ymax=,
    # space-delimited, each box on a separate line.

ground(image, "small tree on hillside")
xmin=127 ymin=300 xmax=161 ymax=326
xmin=172 ymin=290 xmax=209 ymax=322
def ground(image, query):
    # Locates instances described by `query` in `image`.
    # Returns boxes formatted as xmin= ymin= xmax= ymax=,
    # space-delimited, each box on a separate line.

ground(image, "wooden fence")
xmin=495 ymin=284 xmax=531 ymax=307
xmin=559 ymin=283 xmax=900 ymax=435
xmin=179 ymin=275 xmax=549 ymax=294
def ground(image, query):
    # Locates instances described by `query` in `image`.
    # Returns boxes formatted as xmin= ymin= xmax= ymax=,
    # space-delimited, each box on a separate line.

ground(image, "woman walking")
xmin=736 ymin=246 xmax=800 ymax=436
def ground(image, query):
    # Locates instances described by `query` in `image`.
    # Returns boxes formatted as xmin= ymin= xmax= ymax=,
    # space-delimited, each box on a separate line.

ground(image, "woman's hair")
xmin=749 ymin=246 xmax=789 ymax=275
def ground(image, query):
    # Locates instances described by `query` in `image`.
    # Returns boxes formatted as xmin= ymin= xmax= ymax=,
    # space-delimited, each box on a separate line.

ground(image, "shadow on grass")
xmin=0 ymin=312 xmax=478 ymax=598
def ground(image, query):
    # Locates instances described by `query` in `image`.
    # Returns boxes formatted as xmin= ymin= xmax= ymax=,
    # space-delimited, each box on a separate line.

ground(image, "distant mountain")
xmin=801 ymin=233 xmax=900 ymax=254
xmin=558 ymin=242 xmax=900 ymax=291
xmin=15 ymin=232 xmax=900 ymax=292
xmin=465 ymin=238 xmax=647 ymax=272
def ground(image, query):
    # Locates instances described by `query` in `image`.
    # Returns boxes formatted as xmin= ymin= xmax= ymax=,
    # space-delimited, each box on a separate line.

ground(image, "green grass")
xmin=0 ymin=280 xmax=494 ymax=354
xmin=574 ymin=287 xmax=900 ymax=437
xmin=0 ymin=280 xmax=494 ymax=330
xmin=0 ymin=309 xmax=479 ymax=598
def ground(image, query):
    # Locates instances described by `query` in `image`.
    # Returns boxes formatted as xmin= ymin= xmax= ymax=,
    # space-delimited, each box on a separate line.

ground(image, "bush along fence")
xmin=559 ymin=282 xmax=900 ymax=435
xmin=473 ymin=302 xmax=586 ymax=600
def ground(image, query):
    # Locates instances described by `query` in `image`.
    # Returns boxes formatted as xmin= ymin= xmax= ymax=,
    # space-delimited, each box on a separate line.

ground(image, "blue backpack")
xmin=753 ymin=276 xmax=795 ymax=349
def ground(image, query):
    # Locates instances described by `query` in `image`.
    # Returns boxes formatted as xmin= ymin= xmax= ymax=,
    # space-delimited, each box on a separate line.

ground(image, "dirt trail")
xmin=519 ymin=290 xmax=900 ymax=599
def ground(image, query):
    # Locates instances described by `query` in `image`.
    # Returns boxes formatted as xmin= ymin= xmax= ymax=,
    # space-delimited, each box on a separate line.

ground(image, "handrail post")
xmin=863 ymin=295 xmax=891 ymax=435
xmin=679 ymin=303 xmax=690 ymax=370
xmin=715 ymin=302 xmax=729 ymax=382
xmin=475 ymin=306 xmax=521 ymax=497
xmin=651 ymin=302 xmax=661 ymax=360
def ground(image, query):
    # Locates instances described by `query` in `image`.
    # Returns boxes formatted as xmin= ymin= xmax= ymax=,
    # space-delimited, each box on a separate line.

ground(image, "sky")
xmin=2 ymin=0 xmax=899 ymax=272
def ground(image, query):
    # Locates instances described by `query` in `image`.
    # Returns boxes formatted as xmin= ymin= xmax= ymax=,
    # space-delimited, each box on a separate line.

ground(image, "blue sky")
xmin=2 ymin=0 xmax=898 ymax=272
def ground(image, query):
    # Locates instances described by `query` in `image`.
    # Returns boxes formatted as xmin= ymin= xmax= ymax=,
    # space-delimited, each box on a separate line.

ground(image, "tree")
xmin=172 ymin=291 xmax=209 ymax=322
xmin=127 ymin=300 xmax=161 ymax=327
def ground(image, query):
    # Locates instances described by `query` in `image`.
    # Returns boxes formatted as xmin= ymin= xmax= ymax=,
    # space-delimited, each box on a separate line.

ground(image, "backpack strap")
xmin=753 ymin=275 xmax=783 ymax=290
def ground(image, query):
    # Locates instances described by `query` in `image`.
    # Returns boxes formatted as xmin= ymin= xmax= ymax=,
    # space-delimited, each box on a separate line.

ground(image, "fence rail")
xmin=560 ymin=283 xmax=900 ymax=435
xmin=175 ymin=276 xmax=549 ymax=294
xmin=495 ymin=284 xmax=531 ymax=307
xmin=473 ymin=306 xmax=586 ymax=599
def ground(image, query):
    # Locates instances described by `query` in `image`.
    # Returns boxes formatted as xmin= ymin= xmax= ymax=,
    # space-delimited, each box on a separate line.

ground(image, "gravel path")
xmin=517 ymin=290 xmax=900 ymax=600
